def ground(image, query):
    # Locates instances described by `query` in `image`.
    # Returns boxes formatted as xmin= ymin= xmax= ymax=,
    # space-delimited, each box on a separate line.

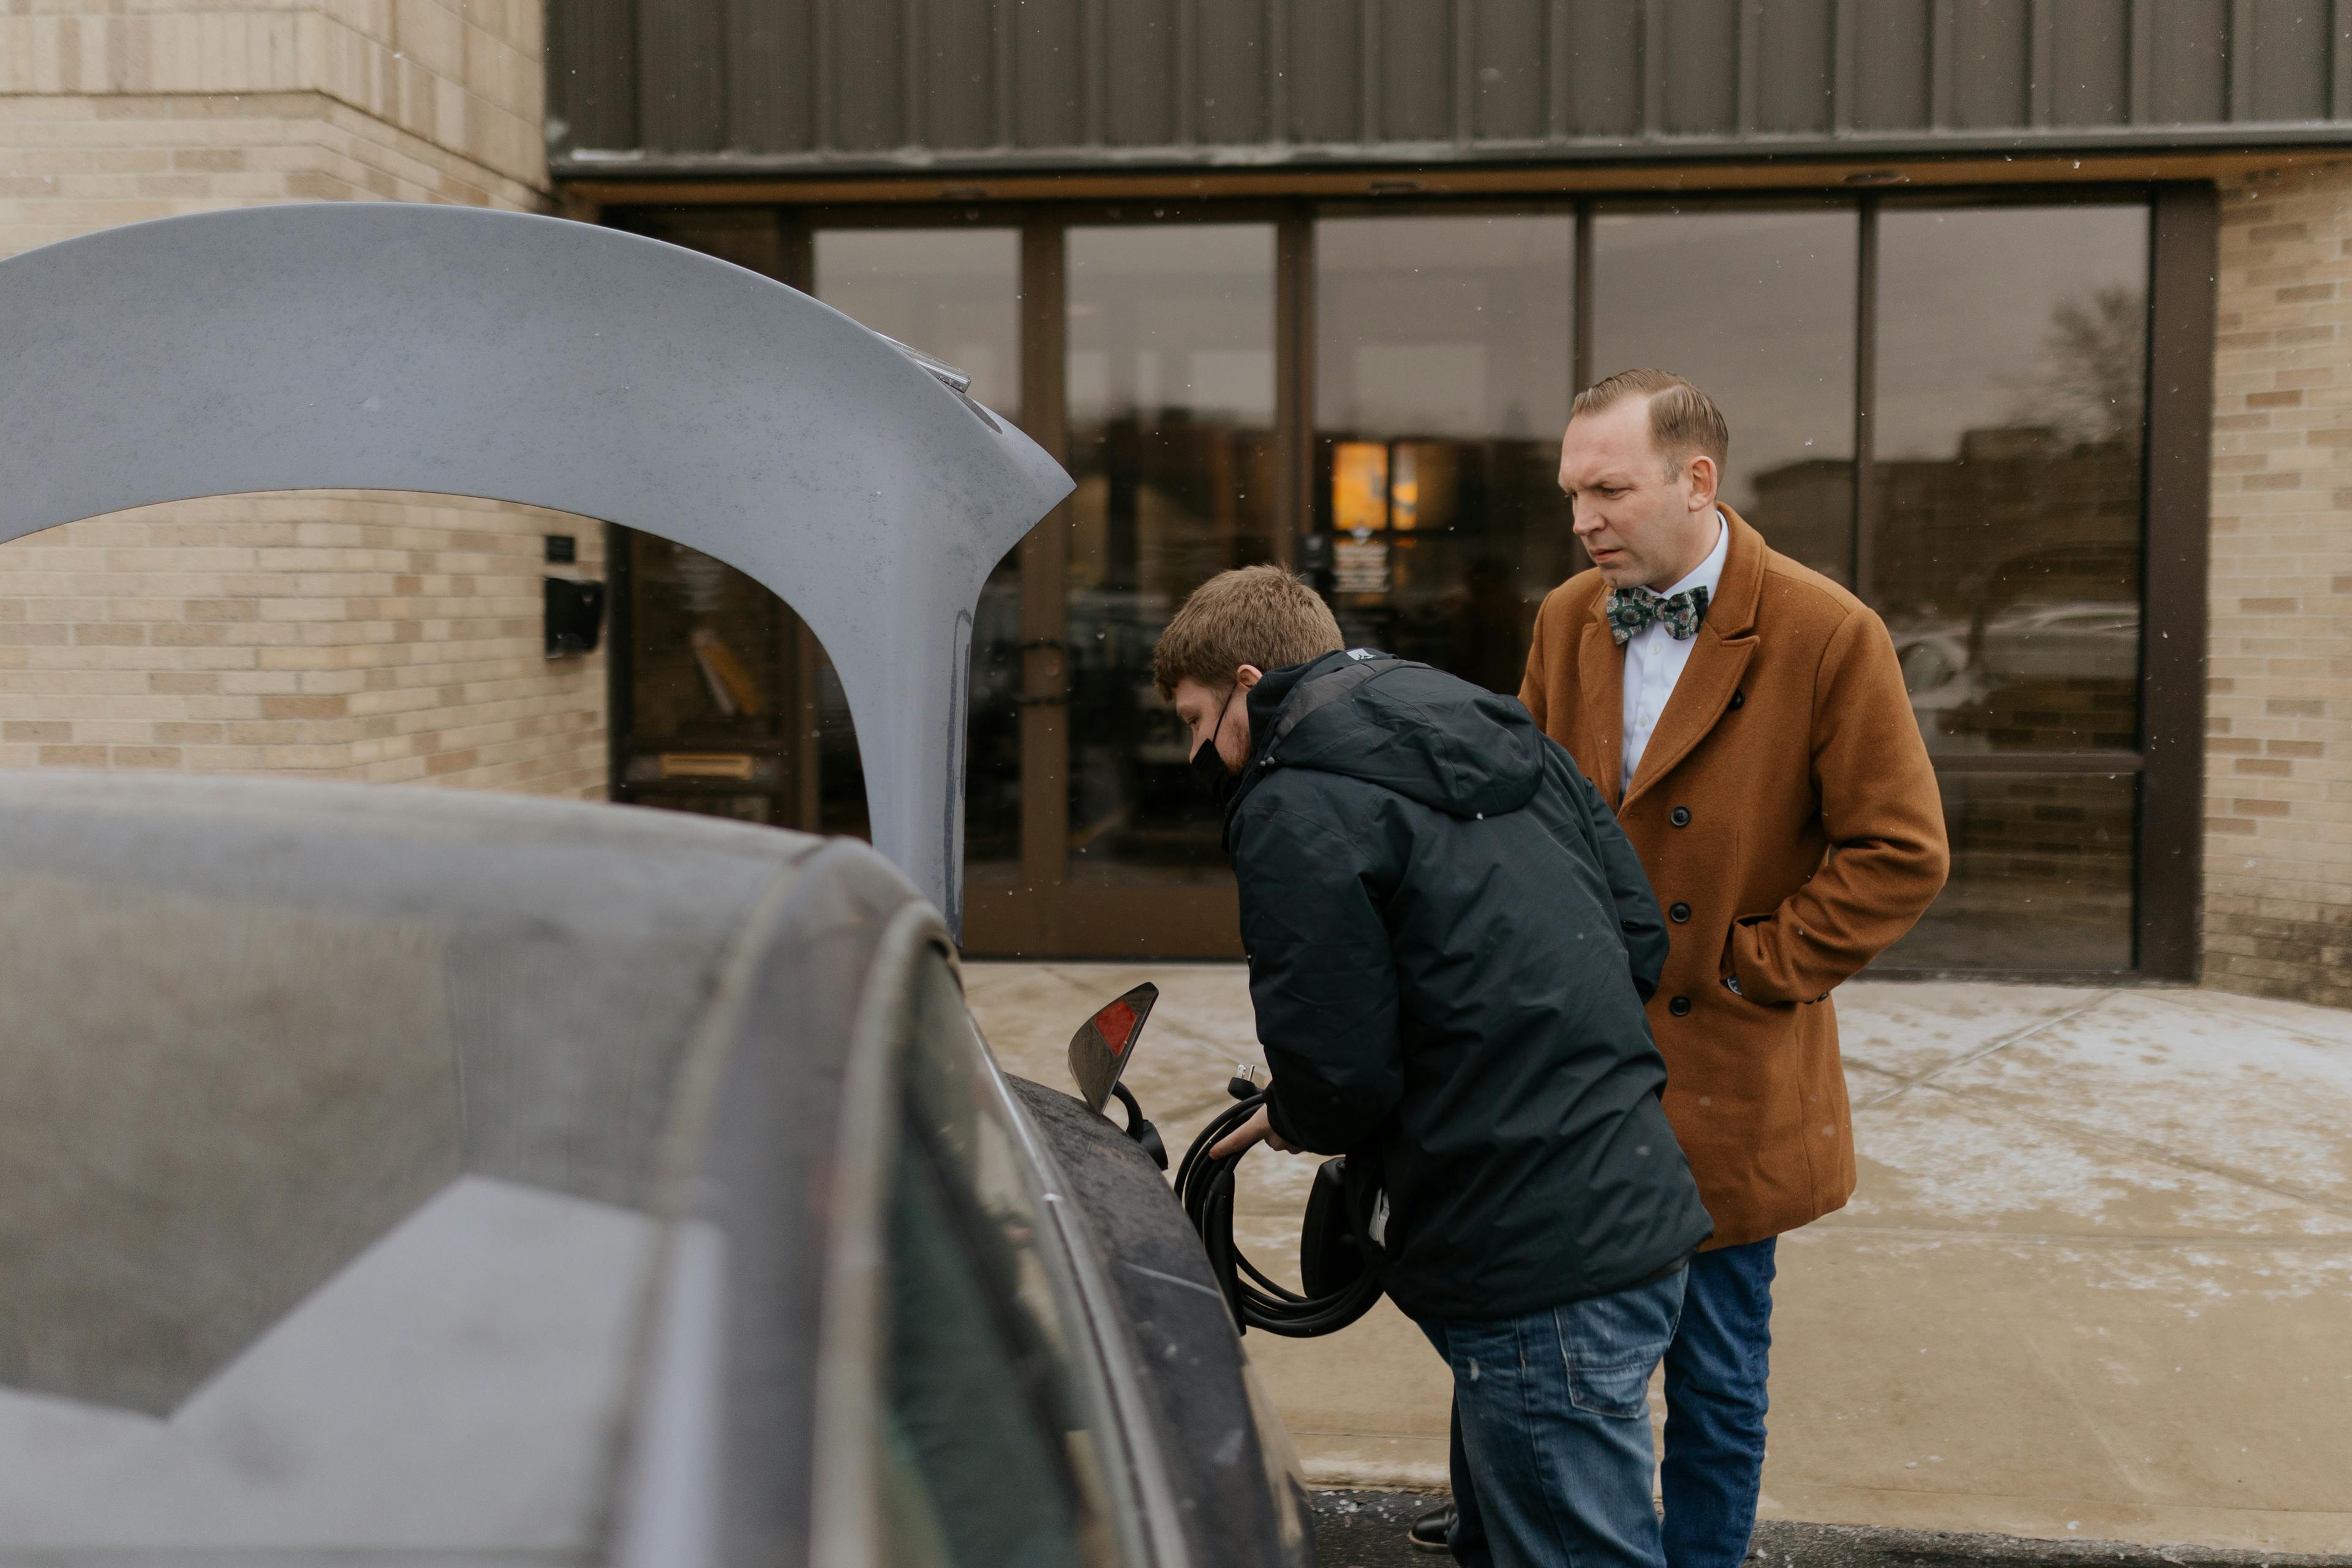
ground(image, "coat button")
xmin=1668 ymin=996 xmax=1692 ymax=1017
xmin=1669 ymin=902 xmax=1691 ymax=923
xmin=1729 ymin=690 xmax=1746 ymax=710
xmin=1670 ymin=806 xmax=1692 ymax=827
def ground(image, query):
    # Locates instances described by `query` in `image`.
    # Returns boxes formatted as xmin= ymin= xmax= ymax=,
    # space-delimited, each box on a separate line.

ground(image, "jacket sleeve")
xmin=1232 ymin=789 xmax=1403 ymax=1156
xmin=1555 ymin=745 xmax=1668 ymax=1001
xmin=1727 ymin=607 xmax=1951 ymax=1003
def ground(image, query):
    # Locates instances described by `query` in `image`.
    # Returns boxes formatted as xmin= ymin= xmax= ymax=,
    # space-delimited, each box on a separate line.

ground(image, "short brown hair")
xmin=1572 ymin=368 xmax=1731 ymax=477
xmin=1152 ymin=565 xmax=1344 ymax=698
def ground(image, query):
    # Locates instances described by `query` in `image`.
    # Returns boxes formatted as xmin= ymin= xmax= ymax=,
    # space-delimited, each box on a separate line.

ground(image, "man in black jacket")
xmin=1159 ymin=566 xmax=1714 ymax=1568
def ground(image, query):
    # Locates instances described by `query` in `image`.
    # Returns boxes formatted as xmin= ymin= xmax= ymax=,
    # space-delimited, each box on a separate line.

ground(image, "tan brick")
xmin=0 ymin=27 xmax=603 ymax=816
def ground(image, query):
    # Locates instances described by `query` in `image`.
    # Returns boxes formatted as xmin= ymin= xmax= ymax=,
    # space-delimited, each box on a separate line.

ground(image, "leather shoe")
xmin=1407 ymin=1500 xmax=1456 ymax=1553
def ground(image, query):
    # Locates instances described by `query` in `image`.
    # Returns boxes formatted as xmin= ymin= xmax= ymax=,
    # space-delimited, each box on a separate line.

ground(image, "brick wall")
xmin=0 ymin=1 xmax=607 ymax=801
xmin=0 ymin=494 xmax=605 ymax=793
xmin=0 ymin=1 xmax=543 ymax=200
xmin=2205 ymin=158 xmax=2352 ymax=1008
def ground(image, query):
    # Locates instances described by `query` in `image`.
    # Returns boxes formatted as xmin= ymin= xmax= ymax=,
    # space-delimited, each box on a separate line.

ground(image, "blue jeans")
xmin=1416 ymin=1267 xmax=1686 ymax=1568
xmin=1660 ymin=1237 xmax=1777 ymax=1568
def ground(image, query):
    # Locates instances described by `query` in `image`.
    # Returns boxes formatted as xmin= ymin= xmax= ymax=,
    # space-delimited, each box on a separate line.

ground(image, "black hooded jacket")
xmin=1229 ymin=649 xmax=1714 ymax=1322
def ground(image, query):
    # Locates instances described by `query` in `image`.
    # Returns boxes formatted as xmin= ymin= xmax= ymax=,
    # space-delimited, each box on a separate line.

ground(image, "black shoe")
xmin=1407 ymin=1500 xmax=1456 ymax=1553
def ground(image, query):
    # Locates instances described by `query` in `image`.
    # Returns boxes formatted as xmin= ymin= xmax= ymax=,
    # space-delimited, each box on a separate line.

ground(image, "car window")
xmin=876 ymin=954 xmax=1121 ymax=1568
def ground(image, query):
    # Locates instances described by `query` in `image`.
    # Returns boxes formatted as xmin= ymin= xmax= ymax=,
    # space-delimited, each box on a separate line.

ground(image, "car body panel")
xmin=0 ymin=772 xmax=1303 ymax=1568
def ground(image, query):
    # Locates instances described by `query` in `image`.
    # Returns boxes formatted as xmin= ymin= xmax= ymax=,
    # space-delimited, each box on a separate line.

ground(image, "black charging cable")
xmin=1174 ymin=1080 xmax=1386 ymax=1338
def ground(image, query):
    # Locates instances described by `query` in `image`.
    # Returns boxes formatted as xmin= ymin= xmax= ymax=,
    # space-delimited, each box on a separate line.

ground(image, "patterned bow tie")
xmin=1606 ymin=586 xmax=1710 ymax=646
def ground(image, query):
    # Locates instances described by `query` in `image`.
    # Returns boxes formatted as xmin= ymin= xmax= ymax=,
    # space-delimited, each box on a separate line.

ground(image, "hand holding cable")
xmin=1206 ymin=1102 xmax=1298 ymax=1159
xmin=1175 ymin=1073 xmax=1385 ymax=1340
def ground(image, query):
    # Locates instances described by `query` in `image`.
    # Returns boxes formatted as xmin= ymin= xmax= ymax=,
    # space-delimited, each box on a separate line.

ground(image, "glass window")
xmin=879 ymin=956 xmax=1120 ymax=1568
xmin=1871 ymin=202 xmax=2149 ymax=973
xmin=1063 ymin=224 xmax=1278 ymax=887
xmin=1590 ymin=207 xmax=1858 ymax=583
xmin=1891 ymin=771 xmax=2138 ymax=971
xmin=622 ymin=536 xmax=807 ymax=826
xmin=1872 ymin=204 xmax=2148 ymax=756
xmin=815 ymin=228 xmax=1024 ymax=870
xmin=1313 ymin=213 xmax=1577 ymax=692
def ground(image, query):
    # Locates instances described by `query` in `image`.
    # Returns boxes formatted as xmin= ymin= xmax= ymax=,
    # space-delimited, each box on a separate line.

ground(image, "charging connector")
xmin=1174 ymin=1090 xmax=1385 ymax=1338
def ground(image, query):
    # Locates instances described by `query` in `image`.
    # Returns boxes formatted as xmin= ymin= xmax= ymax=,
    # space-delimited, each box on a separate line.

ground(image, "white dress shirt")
xmin=1621 ymin=512 xmax=1728 ymax=795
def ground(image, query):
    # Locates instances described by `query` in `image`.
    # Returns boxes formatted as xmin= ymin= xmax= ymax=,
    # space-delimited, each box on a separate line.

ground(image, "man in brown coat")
xmin=1498 ymin=369 xmax=1948 ymax=1568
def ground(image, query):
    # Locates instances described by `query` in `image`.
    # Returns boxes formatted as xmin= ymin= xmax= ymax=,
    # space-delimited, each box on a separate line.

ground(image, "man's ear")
xmin=1685 ymin=454 xmax=1721 ymax=511
xmin=1235 ymin=663 xmax=1264 ymax=691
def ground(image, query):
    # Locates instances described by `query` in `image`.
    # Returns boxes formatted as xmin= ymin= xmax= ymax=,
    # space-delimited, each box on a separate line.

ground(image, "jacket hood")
xmin=1234 ymin=650 xmax=1545 ymax=823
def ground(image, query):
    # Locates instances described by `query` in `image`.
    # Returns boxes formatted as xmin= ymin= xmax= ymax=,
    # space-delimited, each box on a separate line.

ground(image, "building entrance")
xmin=608 ymin=189 xmax=2206 ymax=977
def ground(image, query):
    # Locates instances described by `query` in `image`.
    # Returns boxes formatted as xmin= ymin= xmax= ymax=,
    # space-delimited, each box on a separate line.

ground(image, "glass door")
xmin=1868 ymin=203 xmax=2150 ymax=970
xmin=1312 ymin=212 xmax=1578 ymax=693
xmin=1063 ymin=222 xmax=1280 ymax=892
xmin=1588 ymin=204 xmax=1860 ymax=584
xmin=814 ymin=226 xmax=1025 ymax=873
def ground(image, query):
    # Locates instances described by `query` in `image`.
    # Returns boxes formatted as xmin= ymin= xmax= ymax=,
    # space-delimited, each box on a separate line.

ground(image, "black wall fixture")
xmin=546 ymin=576 xmax=608 ymax=657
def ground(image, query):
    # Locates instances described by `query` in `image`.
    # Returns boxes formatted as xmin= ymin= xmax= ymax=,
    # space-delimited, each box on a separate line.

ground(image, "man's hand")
xmin=1208 ymin=1104 xmax=1300 ymax=1159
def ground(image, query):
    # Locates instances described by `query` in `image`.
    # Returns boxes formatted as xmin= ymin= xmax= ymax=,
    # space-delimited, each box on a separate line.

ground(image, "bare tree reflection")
xmin=2003 ymin=284 xmax=2147 ymax=451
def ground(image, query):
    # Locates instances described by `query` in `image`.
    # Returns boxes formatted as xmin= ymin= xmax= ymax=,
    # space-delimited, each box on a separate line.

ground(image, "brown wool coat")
xmin=1520 ymin=507 xmax=1950 ymax=1248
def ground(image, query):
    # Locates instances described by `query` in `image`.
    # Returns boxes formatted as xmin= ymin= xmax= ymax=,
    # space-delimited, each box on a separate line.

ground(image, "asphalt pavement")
xmin=1311 ymin=1492 xmax=2352 ymax=1568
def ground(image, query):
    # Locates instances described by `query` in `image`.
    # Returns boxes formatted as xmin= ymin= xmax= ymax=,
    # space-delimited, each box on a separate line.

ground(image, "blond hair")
xmin=1572 ymin=368 xmax=1731 ymax=477
xmin=1152 ymin=565 xmax=1344 ymax=699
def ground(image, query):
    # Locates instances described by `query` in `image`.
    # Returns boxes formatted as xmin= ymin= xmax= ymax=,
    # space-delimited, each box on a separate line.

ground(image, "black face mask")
xmin=1191 ymin=685 xmax=1243 ymax=810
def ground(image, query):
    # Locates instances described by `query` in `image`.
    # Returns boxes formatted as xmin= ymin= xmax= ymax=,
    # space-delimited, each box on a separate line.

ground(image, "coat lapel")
xmin=1620 ymin=507 xmax=1767 ymax=813
xmin=1577 ymin=614 xmax=1626 ymax=810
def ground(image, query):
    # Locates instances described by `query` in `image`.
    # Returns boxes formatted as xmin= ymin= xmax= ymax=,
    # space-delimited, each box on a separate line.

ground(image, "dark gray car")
xmin=0 ymin=772 xmax=1311 ymax=1568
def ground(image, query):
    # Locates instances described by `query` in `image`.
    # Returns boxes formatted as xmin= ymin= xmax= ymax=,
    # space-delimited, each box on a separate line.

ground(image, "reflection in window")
xmin=1888 ymin=771 xmax=2136 ymax=971
xmin=880 ymin=957 xmax=1118 ymax=1568
xmin=1313 ymin=214 xmax=1577 ymax=693
xmin=1064 ymin=224 xmax=1277 ymax=887
xmin=1590 ymin=207 xmax=1857 ymax=583
xmin=815 ymin=228 xmax=1024 ymax=870
xmin=624 ymin=536 xmax=832 ymax=828
xmin=1874 ymin=205 xmax=2147 ymax=756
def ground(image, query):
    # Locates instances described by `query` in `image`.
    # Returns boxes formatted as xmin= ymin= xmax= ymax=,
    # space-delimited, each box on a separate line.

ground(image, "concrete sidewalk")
xmin=963 ymin=965 xmax=2352 ymax=1557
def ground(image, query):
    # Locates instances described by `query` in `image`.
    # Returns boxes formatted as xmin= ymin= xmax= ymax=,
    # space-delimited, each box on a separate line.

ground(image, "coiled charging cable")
xmin=1174 ymin=1076 xmax=1386 ymax=1338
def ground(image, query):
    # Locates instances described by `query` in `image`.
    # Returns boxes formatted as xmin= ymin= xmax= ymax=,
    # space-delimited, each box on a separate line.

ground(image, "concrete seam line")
xmin=1856 ymin=991 xmax=2122 ymax=1112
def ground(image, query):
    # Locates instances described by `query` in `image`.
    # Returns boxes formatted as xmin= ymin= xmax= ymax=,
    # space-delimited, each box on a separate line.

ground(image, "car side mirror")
xmin=1066 ymin=982 xmax=1167 ymax=1170
xmin=1066 ymin=982 xmax=1158 ymax=1114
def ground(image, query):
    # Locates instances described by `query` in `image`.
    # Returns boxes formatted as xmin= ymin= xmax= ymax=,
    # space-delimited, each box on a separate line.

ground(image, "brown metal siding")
xmin=2237 ymin=0 xmax=2332 ymax=120
xmin=1470 ymin=2 xmax=1548 ymax=140
xmin=2141 ymin=0 xmax=2230 ymax=123
xmin=637 ymin=0 xmax=726 ymax=151
xmin=2045 ymin=0 xmax=2131 ymax=127
xmin=1659 ymin=0 xmax=1741 ymax=137
xmin=1750 ymin=0 xmax=1835 ymax=136
xmin=1197 ymin=0 xmax=1272 ymax=143
xmin=1847 ymin=0 xmax=1934 ymax=131
xmin=1943 ymin=0 xmax=2032 ymax=130
xmin=1560 ymin=1 xmax=1643 ymax=137
xmin=546 ymin=0 xmax=639 ymax=151
xmin=551 ymin=0 xmax=2352 ymax=171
